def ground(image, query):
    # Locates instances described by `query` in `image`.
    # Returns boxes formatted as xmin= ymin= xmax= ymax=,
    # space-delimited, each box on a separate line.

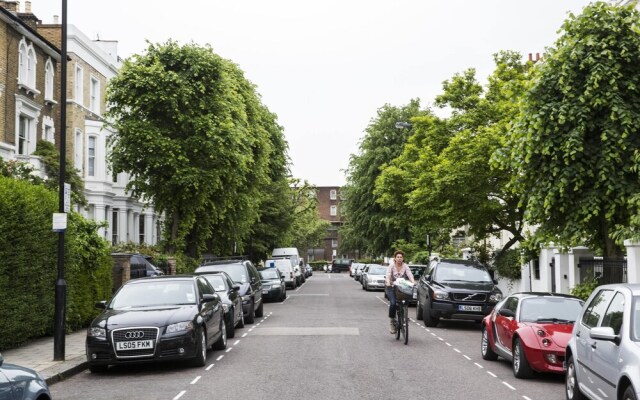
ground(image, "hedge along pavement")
xmin=0 ymin=176 xmax=112 ymax=350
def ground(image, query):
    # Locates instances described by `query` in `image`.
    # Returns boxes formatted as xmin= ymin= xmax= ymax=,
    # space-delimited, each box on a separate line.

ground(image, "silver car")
xmin=565 ymin=283 xmax=640 ymax=400
xmin=363 ymin=264 xmax=387 ymax=291
xmin=0 ymin=353 xmax=51 ymax=400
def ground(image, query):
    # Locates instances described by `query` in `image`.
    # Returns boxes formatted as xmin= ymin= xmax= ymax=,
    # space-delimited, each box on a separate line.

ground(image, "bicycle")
xmin=394 ymin=285 xmax=411 ymax=345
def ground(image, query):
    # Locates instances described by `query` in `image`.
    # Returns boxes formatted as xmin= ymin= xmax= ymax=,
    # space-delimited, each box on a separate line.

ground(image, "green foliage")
xmin=0 ymin=177 xmax=111 ymax=350
xmin=107 ymin=40 xmax=288 ymax=258
xmin=493 ymin=248 xmax=522 ymax=281
xmin=32 ymin=141 xmax=87 ymax=207
xmin=570 ymin=276 xmax=600 ymax=301
xmin=502 ymin=2 xmax=640 ymax=256
xmin=412 ymin=251 xmax=431 ymax=265
xmin=341 ymin=100 xmax=428 ymax=255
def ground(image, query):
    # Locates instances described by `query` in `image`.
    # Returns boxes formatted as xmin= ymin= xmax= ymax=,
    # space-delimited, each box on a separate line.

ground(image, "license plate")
xmin=458 ymin=305 xmax=482 ymax=312
xmin=116 ymin=340 xmax=154 ymax=351
xmin=262 ymin=290 xmax=269 ymax=294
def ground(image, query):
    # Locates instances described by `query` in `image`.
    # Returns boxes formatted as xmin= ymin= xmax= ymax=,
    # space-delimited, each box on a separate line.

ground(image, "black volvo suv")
xmin=415 ymin=258 xmax=503 ymax=327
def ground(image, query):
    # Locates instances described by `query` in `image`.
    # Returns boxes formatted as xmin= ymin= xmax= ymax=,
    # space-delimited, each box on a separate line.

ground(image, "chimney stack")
xmin=528 ymin=53 xmax=533 ymax=62
xmin=53 ymin=15 xmax=58 ymax=24
xmin=24 ymin=0 xmax=30 ymax=13
xmin=536 ymin=53 xmax=540 ymax=61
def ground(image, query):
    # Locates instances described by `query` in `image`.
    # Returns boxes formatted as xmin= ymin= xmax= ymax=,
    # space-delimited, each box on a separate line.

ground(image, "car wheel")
xmin=212 ymin=320 xmax=227 ymax=350
xmin=255 ymin=300 xmax=264 ymax=318
xmin=280 ymin=288 xmax=286 ymax=302
xmin=226 ymin=311 xmax=235 ymax=339
xmin=192 ymin=328 xmax=207 ymax=367
xmin=89 ymin=364 xmax=108 ymax=373
xmin=423 ymin=300 xmax=439 ymax=327
xmin=565 ymin=355 xmax=585 ymax=400
xmin=361 ymin=283 xmax=365 ymax=290
xmin=623 ymin=385 xmax=637 ymax=400
xmin=481 ymin=326 xmax=498 ymax=361
xmin=512 ymin=338 xmax=533 ymax=378
xmin=245 ymin=301 xmax=255 ymax=324
xmin=415 ymin=299 xmax=423 ymax=320
xmin=236 ymin=309 xmax=245 ymax=329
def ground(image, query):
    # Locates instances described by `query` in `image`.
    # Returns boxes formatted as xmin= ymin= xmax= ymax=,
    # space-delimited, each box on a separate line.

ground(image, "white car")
xmin=266 ymin=259 xmax=297 ymax=289
xmin=363 ymin=264 xmax=387 ymax=291
xmin=565 ymin=283 xmax=640 ymax=400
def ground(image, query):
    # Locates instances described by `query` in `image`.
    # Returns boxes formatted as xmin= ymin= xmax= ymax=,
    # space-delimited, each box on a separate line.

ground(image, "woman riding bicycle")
xmin=385 ymin=250 xmax=415 ymax=334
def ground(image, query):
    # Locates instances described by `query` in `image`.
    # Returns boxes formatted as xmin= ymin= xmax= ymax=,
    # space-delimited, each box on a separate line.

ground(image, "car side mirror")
xmin=202 ymin=293 xmax=218 ymax=303
xmin=233 ymin=285 xmax=240 ymax=292
xmin=590 ymin=326 xmax=619 ymax=343
xmin=493 ymin=279 xmax=498 ymax=284
xmin=498 ymin=309 xmax=515 ymax=318
xmin=95 ymin=301 xmax=107 ymax=309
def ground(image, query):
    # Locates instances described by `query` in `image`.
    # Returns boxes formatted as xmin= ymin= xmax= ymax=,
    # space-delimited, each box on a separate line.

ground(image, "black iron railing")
xmin=578 ymin=258 xmax=627 ymax=284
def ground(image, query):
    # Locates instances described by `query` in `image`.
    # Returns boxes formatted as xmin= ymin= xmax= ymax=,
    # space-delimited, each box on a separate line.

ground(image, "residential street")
xmin=50 ymin=273 xmax=566 ymax=400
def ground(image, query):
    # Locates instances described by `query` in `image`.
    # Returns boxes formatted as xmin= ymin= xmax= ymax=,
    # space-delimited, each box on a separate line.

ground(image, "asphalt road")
xmin=50 ymin=273 xmax=567 ymax=400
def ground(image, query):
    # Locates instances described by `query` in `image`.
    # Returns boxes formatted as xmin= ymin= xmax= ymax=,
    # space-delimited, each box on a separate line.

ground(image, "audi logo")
xmin=124 ymin=331 xmax=145 ymax=339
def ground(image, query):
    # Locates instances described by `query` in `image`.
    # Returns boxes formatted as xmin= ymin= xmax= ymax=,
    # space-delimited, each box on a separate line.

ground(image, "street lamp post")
xmin=54 ymin=0 xmax=68 ymax=361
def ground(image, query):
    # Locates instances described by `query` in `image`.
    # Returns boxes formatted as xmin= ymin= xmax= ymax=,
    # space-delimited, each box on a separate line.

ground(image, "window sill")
xmin=45 ymin=98 xmax=58 ymax=105
xmin=17 ymin=83 xmax=40 ymax=96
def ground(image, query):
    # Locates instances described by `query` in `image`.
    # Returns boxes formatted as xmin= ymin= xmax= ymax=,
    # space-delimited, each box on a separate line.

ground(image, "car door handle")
xmin=576 ymin=331 xmax=581 ymax=338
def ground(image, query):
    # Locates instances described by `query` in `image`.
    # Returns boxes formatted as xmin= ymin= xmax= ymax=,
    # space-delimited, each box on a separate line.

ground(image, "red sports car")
xmin=480 ymin=292 xmax=584 ymax=379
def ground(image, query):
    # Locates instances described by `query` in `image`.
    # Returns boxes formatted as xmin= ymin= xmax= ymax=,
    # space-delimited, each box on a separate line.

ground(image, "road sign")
xmin=63 ymin=183 xmax=71 ymax=213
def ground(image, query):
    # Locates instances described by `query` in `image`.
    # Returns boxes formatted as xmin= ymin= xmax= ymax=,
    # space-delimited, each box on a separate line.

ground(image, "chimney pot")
xmin=25 ymin=0 xmax=30 ymax=13
xmin=53 ymin=15 xmax=58 ymax=24
xmin=528 ymin=53 xmax=533 ymax=62
xmin=536 ymin=52 xmax=540 ymax=61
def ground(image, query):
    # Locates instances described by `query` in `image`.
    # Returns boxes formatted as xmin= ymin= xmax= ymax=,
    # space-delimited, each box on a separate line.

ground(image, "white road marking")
xmin=522 ymin=396 xmax=533 ymax=400
xmin=173 ymin=391 xmax=186 ymax=400
xmin=216 ymin=355 xmax=224 ymax=361
xmin=502 ymin=382 xmax=516 ymax=390
xmin=454 ymin=348 xmax=461 ymax=353
xmin=206 ymin=364 xmax=214 ymax=371
xmin=190 ymin=376 xmax=201 ymax=384
xmin=474 ymin=363 xmax=483 ymax=369
xmin=463 ymin=355 xmax=471 ymax=360
xmin=445 ymin=342 xmax=452 ymax=346
xmin=487 ymin=371 xmax=497 ymax=378
xmin=438 ymin=337 xmax=444 ymax=341
xmin=233 ymin=340 xmax=240 ymax=346
xmin=225 ymin=348 xmax=232 ymax=352
xmin=242 ymin=333 xmax=248 ymax=338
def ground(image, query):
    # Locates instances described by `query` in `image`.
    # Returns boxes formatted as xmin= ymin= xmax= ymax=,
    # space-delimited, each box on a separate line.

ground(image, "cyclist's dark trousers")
xmin=386 ymin=286 xmax=396 ymax=318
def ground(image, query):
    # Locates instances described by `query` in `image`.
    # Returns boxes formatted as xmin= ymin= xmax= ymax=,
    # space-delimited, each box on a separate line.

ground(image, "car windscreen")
xmin=519 ymin=297 xmax=584 ymax=323
xmin=368 ymin=266 xmax=387 ymax=275
xmin=110 ymin=281 xmax=196 ymax=309
xmin=202 ymin=264 xmax=247 ymax=283
xmin=434 ymin=263 xmax=492 ymax=283
xmin=201 ymin=275 xmax=227 ymax=292
xmin=260 ymin=269 xmax=281 ymax=279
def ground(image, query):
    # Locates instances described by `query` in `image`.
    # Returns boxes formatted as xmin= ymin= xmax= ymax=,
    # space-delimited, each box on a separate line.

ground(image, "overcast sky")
xmin=30 ymin=0 xmax=593 ymax=186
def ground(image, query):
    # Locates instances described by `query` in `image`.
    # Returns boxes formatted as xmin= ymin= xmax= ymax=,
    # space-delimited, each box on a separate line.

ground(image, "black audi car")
xmin=86 ymin=275 xmax=227 ymax=373
xmin=196 ymin=271 xmax=244 ymax=338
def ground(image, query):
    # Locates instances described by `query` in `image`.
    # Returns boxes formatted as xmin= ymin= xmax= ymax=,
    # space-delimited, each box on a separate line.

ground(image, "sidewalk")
xmin=1 ymin=330 xmax=88 ymax=385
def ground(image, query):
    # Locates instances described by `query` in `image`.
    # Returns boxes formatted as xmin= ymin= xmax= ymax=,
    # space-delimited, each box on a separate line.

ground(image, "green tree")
xmin=341 ymin=100 xmax=427 ymax=256
xmin=502 ymin=2 xmax=640 ymax=256
xmin=106 ymin=41 xmax=285 ymax=257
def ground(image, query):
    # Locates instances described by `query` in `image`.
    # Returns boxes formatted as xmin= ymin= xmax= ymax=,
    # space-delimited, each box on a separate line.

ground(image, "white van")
xmin=272 ymin=247 xmax=304 ymax=285
xmin=266 ymin=258 xmax=297 ymax=289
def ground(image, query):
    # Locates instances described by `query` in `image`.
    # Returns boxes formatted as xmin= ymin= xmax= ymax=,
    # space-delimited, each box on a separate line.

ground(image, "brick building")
xmin=306 ymin=186 xmax=357 ymax=262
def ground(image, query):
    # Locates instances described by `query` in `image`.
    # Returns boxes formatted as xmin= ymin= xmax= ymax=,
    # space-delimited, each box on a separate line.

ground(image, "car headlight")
xmin=222 ymin=303 xmax=230 ymax=312
xmin=489 ymin=293 xmax=503 ymax=303
xmin=166 ymin=321 xmax=193 ymax=333
xmin=432 ymin=290 xmax=448 ymax=300
xmin=87 ymin=327 xmax=106 ymax=338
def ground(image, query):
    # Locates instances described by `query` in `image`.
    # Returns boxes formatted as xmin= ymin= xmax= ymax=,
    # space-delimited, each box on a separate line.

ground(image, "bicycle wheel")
xmin=395 ymin=306 xmax=402 ymax=341
xmin=403 ymin=303 xmax=409 ymax=345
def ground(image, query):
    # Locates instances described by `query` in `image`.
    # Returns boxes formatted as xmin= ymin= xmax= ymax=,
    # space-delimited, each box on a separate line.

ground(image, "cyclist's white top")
xmin=385 ymin=263 xmax=414 ymax=287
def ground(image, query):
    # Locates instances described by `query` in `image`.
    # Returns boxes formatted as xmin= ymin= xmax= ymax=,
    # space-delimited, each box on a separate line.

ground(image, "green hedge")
xmin=0 ymin=177 xmax=112 ymax=350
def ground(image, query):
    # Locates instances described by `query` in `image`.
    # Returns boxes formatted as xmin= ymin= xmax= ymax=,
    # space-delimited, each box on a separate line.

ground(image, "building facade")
xmin=0 ymin=1 xmax=161 ymax=246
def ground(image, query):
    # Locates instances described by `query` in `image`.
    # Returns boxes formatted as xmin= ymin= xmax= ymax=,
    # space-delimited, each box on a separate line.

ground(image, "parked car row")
xmin=85 ymin=257 xmax=300 ymax=373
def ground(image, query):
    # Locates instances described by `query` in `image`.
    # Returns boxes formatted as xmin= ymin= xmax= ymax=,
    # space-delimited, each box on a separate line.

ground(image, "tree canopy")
xmin=500 ymin=2 xmax=640 ymax=256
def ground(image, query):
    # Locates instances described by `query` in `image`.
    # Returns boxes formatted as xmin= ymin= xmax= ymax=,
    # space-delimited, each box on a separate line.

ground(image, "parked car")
xmin=305 ymin=264 xmax=313 ymax=277
xmin=415 ymin=258 xmax=503 ymax=327
xmin=331 ymin=258 xmax=352 ymax=273
xmin=565 ymin=283 xmax=640 ymax=400
xmin=196 ymin=271 xmax=244 ymax=338
xmin=354 ymin=263 xmax=366 ymax=282
xmin=266 ymin=258 xmax=297 ymax=290
xmin=195 ymin=259 xmax=263 ymax=324
xmin=480 ymin=292 xmax=583 ymax=379
xmin=351 ymin=262 xmax=365 ymax=279
xmin=113 ymin=252 xmax=165 ymax=279
xmin=259 ymin=268 xmax=286 ymax=302
xmin=359 ymin=265 xmax=370 ymax=289
xmin=0 ymin=353 xmax=51 ymax=399
xmin=362 ymin=264 xmax=387 ymax=291
xmin=86 ymin=275 xmax=227 ymax=373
